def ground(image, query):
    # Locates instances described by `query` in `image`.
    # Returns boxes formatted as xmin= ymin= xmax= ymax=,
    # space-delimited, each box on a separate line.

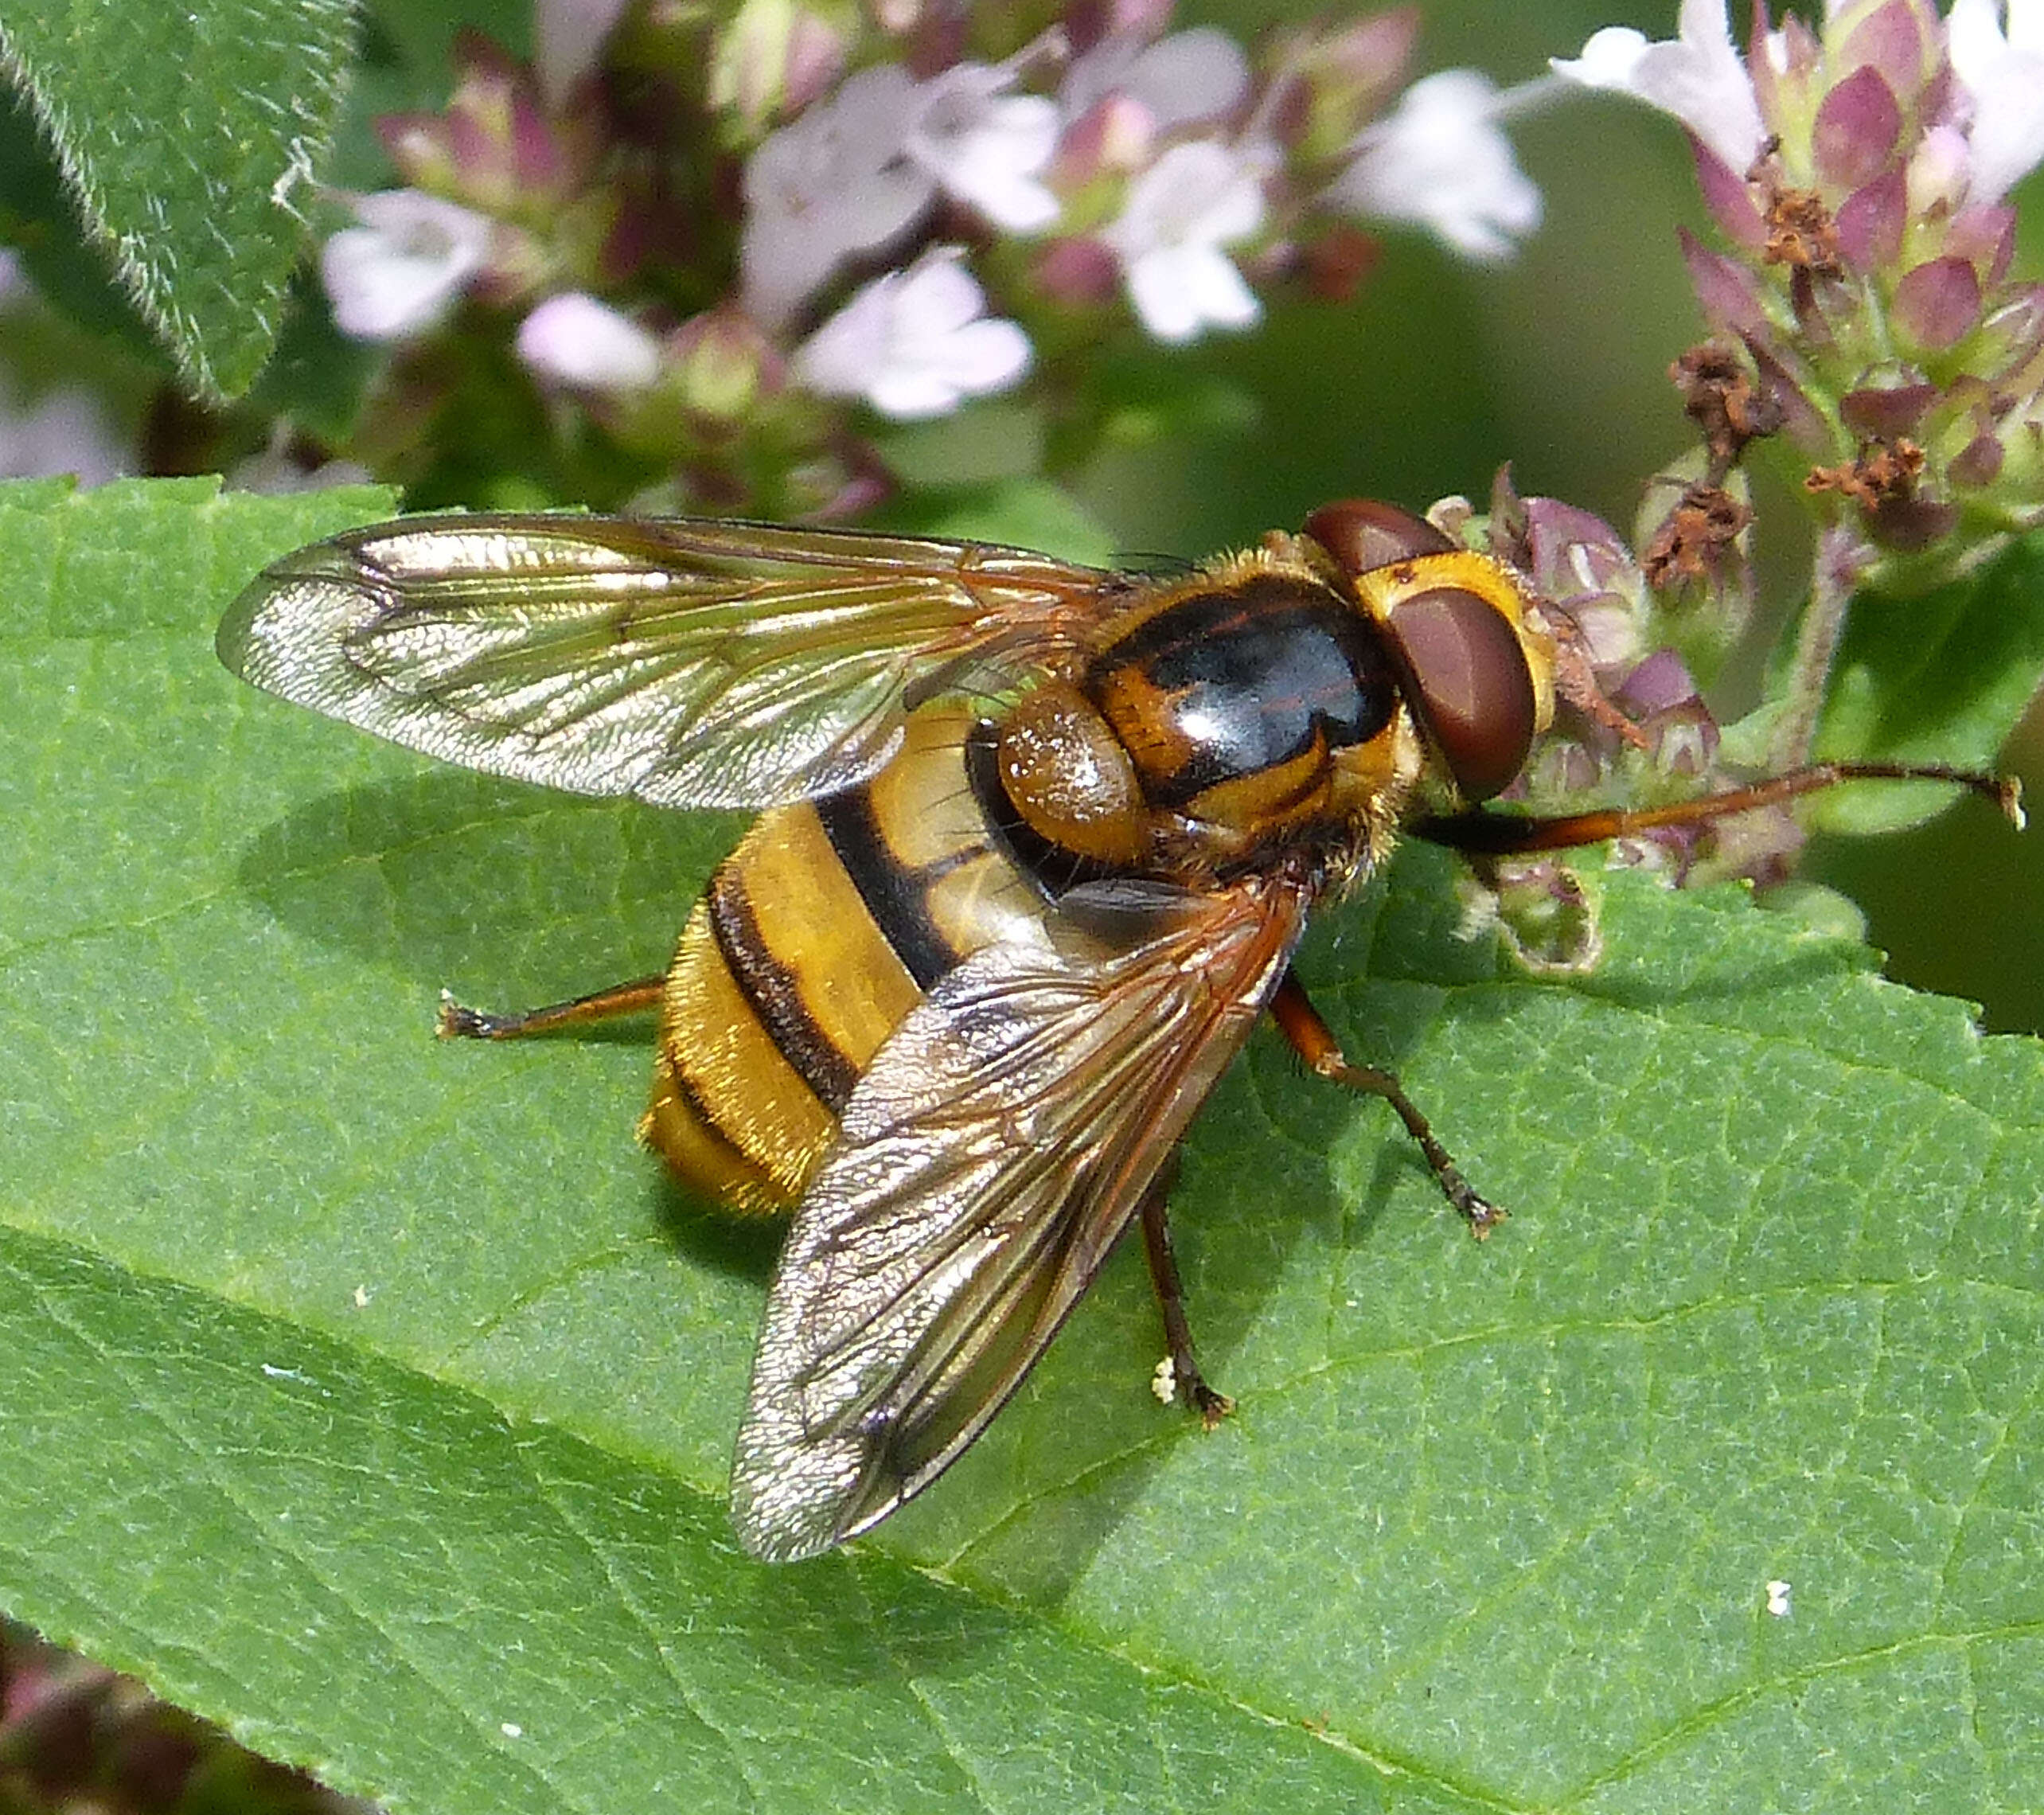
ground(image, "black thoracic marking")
xmin=964 ymin=720 xmax=1123 ymax=904
xmin=1093 ymin=574 xmax=1398 ymax=807
xmin=813 ymin=785 xmax=962 ymax=993
xmin=709 ymin=868 xmax=861 ymax=1111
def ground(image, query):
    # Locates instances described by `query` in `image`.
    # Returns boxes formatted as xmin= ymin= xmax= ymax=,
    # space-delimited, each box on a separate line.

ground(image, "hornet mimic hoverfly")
xmin=219 ymin=500 xmax=2019 ymax=1561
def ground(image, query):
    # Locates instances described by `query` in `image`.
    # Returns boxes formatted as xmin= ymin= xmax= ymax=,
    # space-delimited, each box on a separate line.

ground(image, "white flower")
xmin=1948 ymin=0 xmax=2044 ymax=201
xmin=1102 ymin=139 xmax=1266 ymax=344
xmin=907 ymin=64 xmax=1061 ymax=232
xmin=320 ymin=191 xmax=493 ymax=342
xmin=516 ymin=293 xmax=665 ymax=392
xmin=741 ymin=66 xmax=933 ymax=326
xmin=1551 ymin=0 xmax=1765 ymax=175
xmin=1332 ymin=70 xmax=1543 ymax=263
xmin=743 ymin=59 xmax=1068 ymax=324
xmin=794 ymin=249 xmax=1030 ymax=418
xmin=1062 ymin=26 xmax=1251 ymax=135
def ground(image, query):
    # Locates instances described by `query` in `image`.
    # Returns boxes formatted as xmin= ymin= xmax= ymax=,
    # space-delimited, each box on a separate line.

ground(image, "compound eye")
xmin=1303 ymin=499 xmax=1457 ymax=576
xmin=1383 ymin=585 xmax=1537 ymax=802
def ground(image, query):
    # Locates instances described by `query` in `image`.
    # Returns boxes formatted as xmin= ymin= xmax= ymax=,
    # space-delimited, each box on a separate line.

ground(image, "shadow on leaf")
xmin=232 ymin=768 xmax=739 ymax=1001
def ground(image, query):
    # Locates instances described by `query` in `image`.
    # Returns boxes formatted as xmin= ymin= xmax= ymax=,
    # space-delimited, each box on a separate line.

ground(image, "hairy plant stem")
xmin=1772 ymin=519 xmax=1877 ymax=768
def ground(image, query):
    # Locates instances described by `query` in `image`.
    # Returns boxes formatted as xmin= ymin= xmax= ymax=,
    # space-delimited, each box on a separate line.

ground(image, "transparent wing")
xmin=219 ymin=513 xmax=1118 ymax=809
xmin=731 ymin=872 xmax=1313 ymax=1561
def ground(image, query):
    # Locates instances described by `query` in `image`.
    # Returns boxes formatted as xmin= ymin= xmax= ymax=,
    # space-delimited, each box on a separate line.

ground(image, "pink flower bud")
xmin=1034 ymin=236 xmax=1121 ymax=306
xmin=1893 ymin=254 xmax=1984 ymax=350
xmin=1835 ymin=169 xmax=1906 ymax=270
xmin=1691 ymin=139 xmax=1767 ymax=248
xmin=1947 ymin=205 xmax=2017 ymax=285
xmin=1839 ymin=381 xmax=1936 ymax=438
xmin=516 ymin=292 xmax=664 ymax=391
xmin=1950 ymin=431 xmax=2006 ymax=488
xmin=1055 ymin=92 xmax=1157 ymax=184
xmin=1812 ymin=65 xmax=1902 ymax=189
xmin=1832 ymin=0 xmax=1937 ymax=107
xmin=1679 ymin=228 xmax=1768 ymax=336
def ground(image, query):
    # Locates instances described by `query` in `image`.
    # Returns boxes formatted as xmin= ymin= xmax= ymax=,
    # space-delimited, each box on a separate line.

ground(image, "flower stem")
xmin=1773 ymin=520 xmax=1875 ymax=768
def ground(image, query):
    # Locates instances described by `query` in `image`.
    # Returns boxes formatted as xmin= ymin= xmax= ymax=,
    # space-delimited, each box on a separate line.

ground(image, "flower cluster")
xmin=315 ymin=1 xmax=1543 ymax=516
xmin=1481 ymin=474 xmax=1796 ymax=878
xmin=1556 ymin=0 xmax=2044 ymax=573
xmin=1545 ymin=0 xmax=2044 ymax=779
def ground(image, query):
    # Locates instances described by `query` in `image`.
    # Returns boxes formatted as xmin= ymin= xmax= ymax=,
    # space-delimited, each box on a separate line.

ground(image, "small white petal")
xmin=1552 ymin=0 xmax=1764 ymax=174
xmin=1105 ymin=139 xmax=1266 ymax=344
xmin=1107 ymin=139 xmax=1266 ymax=255
xmin=321 ymin=191 xmax=492 ymax=342
xmin=795 ymin=249 xmax=1032 ymax=419
xmin=1125 ymin=243 xmax=1260 ymax=343
xmin=1552 ymin=25 xmax=1652 ymax=90
xmin=1909 ymin=123 xmax=1973 ymax=214
xmin=1063 ymin=27 xmax=1250 ymax=132
xmin=1334 ymin=69 xmax=1543 ymax=263
xmin=868 ymin=318 xmax=1030 ymax=415
xmin=888 ymin=255 xmax=985 ymax=335
xmin=1949 ymin=0 xmax=2044 ymax=201
xmin=2006 ymin=0 xmax=2044 ymax=55
xmin=1120 ymin=28 xmax=1251 ymax=131
xmin=516 ymin=293 xmax=664 ymax=392
xmin=910 ymin=70 xmax=1062 ymax=231
xmin=740 ymin=67 xmax=935 ymax=326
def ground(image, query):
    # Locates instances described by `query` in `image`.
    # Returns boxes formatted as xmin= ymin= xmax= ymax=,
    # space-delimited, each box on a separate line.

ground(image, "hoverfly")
xmin=219 ymin=501 xmax=2019 ymax=1561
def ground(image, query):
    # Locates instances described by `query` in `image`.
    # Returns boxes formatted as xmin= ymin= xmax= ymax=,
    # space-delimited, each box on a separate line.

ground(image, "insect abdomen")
xmin=643 ymin=709 xmax=1053 ymax=1209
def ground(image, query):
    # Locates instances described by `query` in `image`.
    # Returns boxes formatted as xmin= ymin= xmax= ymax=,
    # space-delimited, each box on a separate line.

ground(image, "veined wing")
xmin=219 ymin=513 xmax=1119 ymax=809
xmin=731 ymin=871 xmax=1313 ymax=1561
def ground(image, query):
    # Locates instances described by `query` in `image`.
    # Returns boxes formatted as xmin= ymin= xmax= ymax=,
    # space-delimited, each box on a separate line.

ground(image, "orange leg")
xmin=1269 ymin=970 xmax=1504 ymax=1238
xmin=437 ymin=975 xmax=665 ymax=1041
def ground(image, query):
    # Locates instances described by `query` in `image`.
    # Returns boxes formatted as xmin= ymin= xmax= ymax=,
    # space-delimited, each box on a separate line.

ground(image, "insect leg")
xmin=1138 ymin=1166 xmax=1234 ymax=1427
xmin=1269 ymin=970 xmax=1504 ymax=1238
xmin=437 ymin=976 xmax=665 ymax=1040
xmin=1413 ymin=760 xmax=2023 ymax=856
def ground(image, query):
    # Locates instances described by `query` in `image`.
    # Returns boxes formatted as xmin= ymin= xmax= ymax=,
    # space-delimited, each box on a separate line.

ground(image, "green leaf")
xmin=0 ymin=0 xmax=357 ymax=399
xmin=3 ymin=478 xmax=2042 ymax=1813
xmin=0 ymin=90 xmax=162 ymax=367
xmin=1813 ymin=532 xmax=2044 ymax=833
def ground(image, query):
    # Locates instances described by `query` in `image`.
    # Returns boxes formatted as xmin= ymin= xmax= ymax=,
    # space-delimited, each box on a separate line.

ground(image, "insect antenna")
xmin=1412 ymin=761 xmax=2023 ymax=856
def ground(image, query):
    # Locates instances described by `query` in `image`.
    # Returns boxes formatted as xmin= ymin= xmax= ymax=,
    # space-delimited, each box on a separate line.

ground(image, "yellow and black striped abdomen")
xmin=643 ymin=708 xmax=1055 ymax=1211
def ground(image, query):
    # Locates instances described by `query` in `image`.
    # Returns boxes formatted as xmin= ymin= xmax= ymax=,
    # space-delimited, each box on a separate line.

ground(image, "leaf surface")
xmin=1814 ymin=533 xmax=2044 ymax=833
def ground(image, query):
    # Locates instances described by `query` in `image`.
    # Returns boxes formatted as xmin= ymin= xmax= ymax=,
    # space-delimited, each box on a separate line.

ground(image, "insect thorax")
xmin=987 ymin=568 xmax=1419 ymax=880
